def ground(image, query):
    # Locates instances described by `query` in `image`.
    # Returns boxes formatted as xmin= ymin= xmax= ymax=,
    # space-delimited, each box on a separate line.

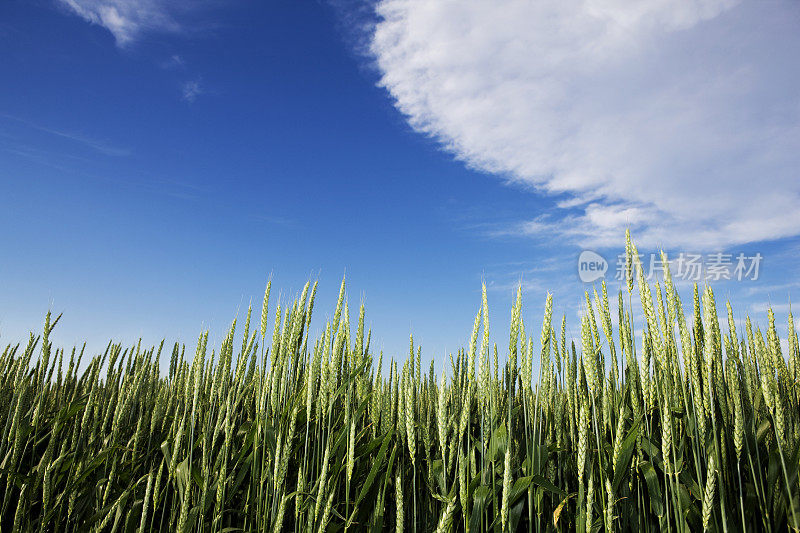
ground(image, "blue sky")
xmin=2 ymin=0 xmax=799 ymax=363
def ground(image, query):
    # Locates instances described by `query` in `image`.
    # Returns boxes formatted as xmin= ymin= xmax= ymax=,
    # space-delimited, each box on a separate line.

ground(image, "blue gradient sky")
xmin=2 ymin=0 xmax=799 ymax=364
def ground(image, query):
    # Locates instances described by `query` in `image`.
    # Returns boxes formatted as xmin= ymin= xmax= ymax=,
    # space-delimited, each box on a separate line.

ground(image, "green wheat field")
xmin=1 ymin=233 xmax=798 ymax=532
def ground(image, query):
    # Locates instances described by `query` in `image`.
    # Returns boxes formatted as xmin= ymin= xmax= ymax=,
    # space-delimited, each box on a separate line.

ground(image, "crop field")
xmin=1 ymin=233 xmax=798 ymax=532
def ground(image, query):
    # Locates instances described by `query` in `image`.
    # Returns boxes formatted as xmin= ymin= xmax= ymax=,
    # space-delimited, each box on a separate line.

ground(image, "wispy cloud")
xmin=1 ymin=113 xmax=129 ymax=156
xmin=369 ymin=0 xmax=800 ymax=249
xmin=57 ymin=0 xmax=183 ymax=46
xmin=744 ymin=282 xmax=800 ymax=297
xmin=32 ymin=124 xmax=129 ymax=157
xmin=160 ymin=54 xmax=185 ymax=69
xmin=249 ymin=213 xmax=297 ymax=227
xmin=181 ymin=79 xmax=203 ymax=102
xmin=750 ymin=302 xmax=796 ymax=314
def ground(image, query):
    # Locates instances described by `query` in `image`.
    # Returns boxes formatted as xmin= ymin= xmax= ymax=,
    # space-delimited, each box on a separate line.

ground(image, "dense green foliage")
xmin=1 ymin=233 xmax=799 ymax=532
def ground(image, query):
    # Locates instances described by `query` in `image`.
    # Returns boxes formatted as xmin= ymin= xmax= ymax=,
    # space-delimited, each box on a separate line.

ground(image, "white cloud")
xmin=182 ymin=80 xmax=203 ymax=102
xmin=745 ymin=282 xmax=800 ymax=297
xmin=161 ymin=54 xmax=185 ymax=69
xmin=750 ymin=302 xmax=795 ymax=315
xmin=369 ymin=0 xmax=800 ymax=249
xmin=58 ymin=0 xmax=181 ymax=45
xmin=0 ymin=113 xmax=130 ymax=156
